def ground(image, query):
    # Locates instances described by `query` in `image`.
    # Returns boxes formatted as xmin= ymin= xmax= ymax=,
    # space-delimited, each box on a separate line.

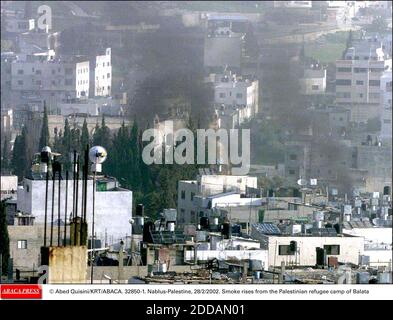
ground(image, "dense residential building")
xmin=178 ymin=175 xmax=257 ymax=225
xmin=95 ymin=48 xmax=112 ymax=97
xmin=10 ymin=54 xmax=76 ymax=111
xmin=75 ymin=60 xmax=94 ymax=99
xmin=335 ymin=38 xmax=392 ymax=123
xmin=299 ymin=66 xmax=327 ymax=95
xmin=379 ymin=69 xmax=392 ymax=142
xmin=207 ymin=70 xmax=259 ymax=129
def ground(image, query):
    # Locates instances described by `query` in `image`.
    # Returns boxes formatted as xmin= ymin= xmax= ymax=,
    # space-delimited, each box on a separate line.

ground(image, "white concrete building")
xmin=16 ymin=176 xmax=132 ymax=243
xmin=260 ymin=234 xmax=364 ymax=267
xmin=185 ymin=236 xmax=268 ymax=269
xmin=208 ymin=72 xmax=259 ymax=128
xmin=75 ymin=61 xmax=91 ymax=99
xmin=95 ymin=48 xmax=112 ymax=97
xmin=300 ymin=67 xmax=327 ymax=95
xmin=380 ymin=69 xmax=392 ymax=142
xmin=335 ymin=38 xmax=392 ymax=122
xmin=11 ymin=54 xmax=76 ymax=110
xmin=178 ymin=175 xmax=257 ymax=224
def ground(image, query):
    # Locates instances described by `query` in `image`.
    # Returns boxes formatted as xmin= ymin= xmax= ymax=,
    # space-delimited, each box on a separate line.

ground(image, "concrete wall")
xmin=90 ymin=265 xmax=194 ymax=282
xmin=17 ymin=178 xmax=132 ymax=243
xmin=49 ymin=246 xmax=87 ymax=284
xmin=8 ymin=224 xmax=63 ymax=271
xmin=266 ymin=235 xmax=364 ymax=267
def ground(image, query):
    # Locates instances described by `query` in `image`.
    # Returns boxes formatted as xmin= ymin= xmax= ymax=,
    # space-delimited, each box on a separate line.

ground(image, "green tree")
xmin=0 ymin=200 xmax=10 ymax=276
xmin=61 ymin=119 xmax=72 ymax=171
xmin=93 ymin=117 xmax=111 ymax=150
xmin=39 ymin=103 xmax=50 ymax=151
xmin=11 ymin=126 xmax=29 ymax=180
xmin=1 ymin=135 xmax=11 ymax=173
xmin=80 ymin=118 xmax=90 ymax=163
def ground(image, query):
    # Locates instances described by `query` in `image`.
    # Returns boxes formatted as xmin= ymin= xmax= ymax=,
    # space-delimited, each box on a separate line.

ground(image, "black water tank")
xmin=316 ymin=247 xmax=326 ymax=266
xmin=383 ymin=186 xmax=391 ymax=195
xmin=200 ymin=217 xmax=209 ymax=230
xmin=222 ymin=222 xmax=231 ymax=239
xmin=143 ymin=221 xmax=154 ymax=243
xmin=290 ymin=241 xmax=297 ymax=253
xmin=231 ymin=224 xmax=241 ymax=235
xmin=268 ymin=189 xmax=274 ymax=197
xmin=136 ymin=204 xmax=144 ymax=217
xmin=41 ymin=150 xmax=50 ymax=163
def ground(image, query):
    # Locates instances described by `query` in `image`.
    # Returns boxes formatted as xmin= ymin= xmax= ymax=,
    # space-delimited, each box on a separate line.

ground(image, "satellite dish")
xmin=89 ymin=146 xmax=107 ymax=164
xmin=297 ymin=178 xmax=307 ymax=186
xmin=42 ymin=146 xmax=52 ymax=153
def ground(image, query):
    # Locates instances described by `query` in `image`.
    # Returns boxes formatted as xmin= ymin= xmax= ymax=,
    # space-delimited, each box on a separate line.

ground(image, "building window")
xmin=52 ymin=69 xmax=55 ymax=75
xmin=354 ymin=68 xmax=367 ymax=73
xmin=17 ymin=80 xmax=23 ymax=85
xmin=17 ymin=240 xmax=27 ymax=249
xmin=369 ymin=80 xmax=380 ymax=87
xmin=107 ymin=73 xmax=110 ymax=78
xmin=236 ymin=93 xmax=243 ymax=99
xmin=219 ymin=93 xmax=226 ymax=98
xmin=107 ymin=62 xmax=110 ymax=66
xmin=356 ymin=80 xmax=364 ymax=85
xmin=370 ymin=68 xmax=383 ymax=73
xmin=311 ymin=85 xmax=319 ymax=90
xmin=336 ymin=92 xmax=351 ymax=99
xmin=65 ymin=79 xmax=72 ymax=86
xmin=336 ymin=79 xmax=351 ymax=86
xmin=324 ymin=245 xmax=340 ymax=255
xmin=359 ymin=93 xmax=363 ymax=98
xmin=190 ymin=211 xmax=196 ymax=223
xmin=369 ymin=93 xmax=380 ymax=99
xmin=36 ymin=80 xmax=41 ymax=85
xmin=337 ymin=67 xmax=351 ymax=73
xmin=288 ymin=169 xmax=295 ymax=175
xmin=289 ymin=154 xmax=297 ymax=160
xmin=35 ymin=70 xmax=42 ymax=75
xmin=278 ymin=245 xmax=295 ymax=256
xmin=181 ymin=190 xmax=186 ymax=199
xmin=191 ymin=192 xmax=195 ymax=201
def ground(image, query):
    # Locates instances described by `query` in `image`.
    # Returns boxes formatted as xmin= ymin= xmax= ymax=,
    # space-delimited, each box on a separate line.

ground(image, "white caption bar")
xmin=43 ymin=284 xmax=393 ymax=300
